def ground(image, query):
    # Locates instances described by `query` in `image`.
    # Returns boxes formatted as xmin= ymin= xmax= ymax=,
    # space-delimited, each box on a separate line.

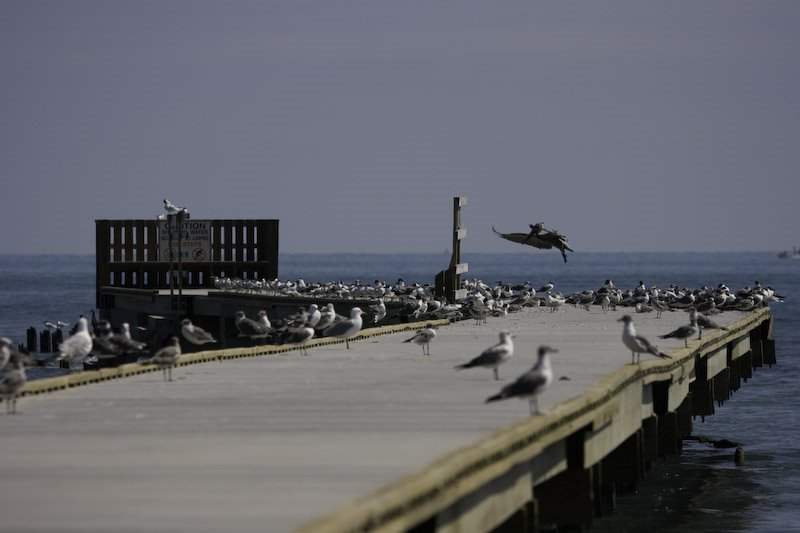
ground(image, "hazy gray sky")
xmin=2 ymin=1 xmax=798 ymax=254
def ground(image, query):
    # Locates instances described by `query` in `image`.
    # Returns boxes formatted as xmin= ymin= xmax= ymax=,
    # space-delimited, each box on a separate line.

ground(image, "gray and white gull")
xmin=485 ymin=345 xmax=557 ymax=415
xmin=454 ymin=331 xmax=514 ymax=380
xmin=618 ymin=315 xmax=670 ymax=364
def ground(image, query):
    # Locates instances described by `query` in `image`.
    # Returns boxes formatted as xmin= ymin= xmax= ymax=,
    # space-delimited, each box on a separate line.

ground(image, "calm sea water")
xmin=0 ymin=252 xmax=797 ymax=531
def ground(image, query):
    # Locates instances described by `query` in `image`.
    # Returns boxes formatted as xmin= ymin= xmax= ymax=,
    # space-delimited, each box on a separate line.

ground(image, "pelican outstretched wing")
xmin=492 ymin=227 xmax=553 ymax=250
xmin=492 ymin=226 xmax=574 ymax=263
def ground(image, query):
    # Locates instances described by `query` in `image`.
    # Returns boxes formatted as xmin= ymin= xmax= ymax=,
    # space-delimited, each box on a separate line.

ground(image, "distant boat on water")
xmin=777 ymin=247 xmax=800 ymax=259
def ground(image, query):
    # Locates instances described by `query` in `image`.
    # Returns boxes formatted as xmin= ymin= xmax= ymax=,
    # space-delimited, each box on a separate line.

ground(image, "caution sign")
xmin=158 ymin=219 xmax=211 ymax=262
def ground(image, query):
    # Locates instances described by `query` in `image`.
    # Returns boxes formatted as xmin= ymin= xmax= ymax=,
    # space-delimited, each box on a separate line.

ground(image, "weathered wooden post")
xmin=435 ymin=196 xmax=468 ymax=303
xmin=39 ymin=329 xmax=51 ymax=353
xmin=27 ymin=327 xmax=37 ymax=353
xmin=52 ymin=329 xmax=63 ymax=350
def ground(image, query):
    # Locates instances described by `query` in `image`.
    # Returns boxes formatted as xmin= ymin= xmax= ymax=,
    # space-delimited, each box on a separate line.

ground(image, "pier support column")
xmin=535 ymin=429 xmax=594 ymax=530
xmin=689 ymin=379 xmax=714 ymax=422
xmin=535 ymin=467 xmax=594 ymax=530
xmin=761 ymin=319 xmax=777 ymax=367
xmin=751 ymin=333 xmax=764 ymax=370
xmin=712 ymin=368 xmax=730 ymax=407
xmin=641 ymin=415 xmax=659 ymax=468
xmin=740 ymin=352 xmax=753 ymax=381
xmin=676 ymin=395 xmax=693 ymax=438
xmin=729 ymin=356 xmax=741 ymax=392
xmin=492 ymin=501 xmax=536 ymax=533
xmin=657 ymin=411 xmax=680 ymax=457
xmin=601 ymin=430 xmax=642 ymax=493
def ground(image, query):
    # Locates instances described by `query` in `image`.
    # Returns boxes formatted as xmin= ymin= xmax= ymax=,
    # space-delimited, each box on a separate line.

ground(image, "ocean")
xmin=0 ymin=251 xmax=797 ymax=531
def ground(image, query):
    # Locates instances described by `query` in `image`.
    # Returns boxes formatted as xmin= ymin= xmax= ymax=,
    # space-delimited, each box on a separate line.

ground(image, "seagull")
xmin=306 ymin=304 xmax=322 ymax=328
xmin=485 ymin=345 xmax=557 ymax=415
xmin=98 ymin=322 xmax=148 ymax=354
xmin=689 ymin=308 xmax=728 ymax=339
xmin=180 ymin=319 xmax=217 ymax=345
xmin=0 ymin=338 xmax=34 ymax=414
xmin=234 ymin=311 xmax=273 ymax=339
xmin=278 ymin=326 xmax=315 ymax=355
xmin=650 ymin=299 xmax=671 ymax=318
xmin=454 ymin=331 xmax=514 ymax=380
xmin=537 ymin=282 xmax=554 ymax=293
xmin=544 ymin=291 xmax=565 ymax=313
xmin=322 ymin=307 xmax=365 ymax=349
xmin=256 ymin=310 xmax=272 ymax=330
xmin=618 ymin=315 xmax=670 ymax=364
xmin=163 ymin=198 xmax=188 ymax=215
xmin=371 ymin=298 xmax=387 ymax=323
xmin=314 ymin=303 xmax=338 ymax=333
xmin=57 ymin=316 xmax=93 ymax=370
xmin=141 ymin=336 xmax=182 ymax=381
xmin=403 ymin=323 xmax=436 ymax=355
xmin=659 ymin=314 xmax=698 ymax=348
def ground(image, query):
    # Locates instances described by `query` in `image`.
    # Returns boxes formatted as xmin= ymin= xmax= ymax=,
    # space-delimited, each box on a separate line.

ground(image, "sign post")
xmin=159 ymin=218 xmax=211 ymax=311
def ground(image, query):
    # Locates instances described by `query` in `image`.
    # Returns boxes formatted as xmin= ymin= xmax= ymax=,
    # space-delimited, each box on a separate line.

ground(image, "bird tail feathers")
xmin=485 ymin=393 xmax=505 ymax=403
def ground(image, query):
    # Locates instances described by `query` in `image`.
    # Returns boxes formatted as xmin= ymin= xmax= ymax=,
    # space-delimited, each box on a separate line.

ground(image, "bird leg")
xmin=493 ymin=367 xmax=499 ymax=381
xmin=529 ymin=397 xmax=540 ymax=415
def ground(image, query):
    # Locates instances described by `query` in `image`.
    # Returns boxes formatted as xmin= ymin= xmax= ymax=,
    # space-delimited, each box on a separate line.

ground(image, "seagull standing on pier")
xmin=180 ymin=319 xmax=217 ymax=345
xmin=0 ymin=337 xmax=34 ymax=414
xmin=370 ymin=298 xmax=387 ymax=323
xmin=256 ymin=310 xmax=272 ymax=330
xmin=234 ymin=311 xmax=273 ymax=339
xmin=689 ymin=308 xmax=728 ymax=339
xmin=278 ymin=326 xmax=315 ymax=355
xmin=141 ymin=336 xmax=182 ymax=381
xmin=57 ymin=316 xmax=93 ymax=370
xmin=454 ymin=331 xmax=514 ymax=380
xmin=659 ymin=314 xmax=699 ymax=348
xmin=403 ymin=324 xmax=437 ymax=355
xmin=485 ymin=345 xmax=557 ymax=415
xmin=618 ymin=315 xmax=670 ymax=364
xmin=322 ymin=307 xmax=365 ymax=349
xmin=314 ymin=303 xmax=338 ymax=333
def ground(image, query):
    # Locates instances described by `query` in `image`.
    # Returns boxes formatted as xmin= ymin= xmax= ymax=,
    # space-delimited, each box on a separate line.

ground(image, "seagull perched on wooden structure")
xmin=454 ymin=331 xmax=514 ymax=380
xmin=163 ymin=198 xmax=188 ymax=215
xmin=618 ymin=315 xmax=670 ymax=364
xmin=234 ymin=311 xmax=273 ymax=339
xmin=689 ymin=308 xmax=728 ymax=339
xmin=277 ymin=326 xmax=315 ymax=355
xmin=403 ymin=324 xmax=437 ymax=355
xmin=57 ymin=316 xmax=93 ymax=370
xmin=180 ymin=319 xmax=217 ymax=345
xmin=322 ymin=307 xmax=365 ymax=349
xmin=485 ymin=345 xmax=557 ymax=415
xmin=659 ymin=314 xmax=699 ymax=348
xmin=141 ymin=336 xmax=182 ymax=381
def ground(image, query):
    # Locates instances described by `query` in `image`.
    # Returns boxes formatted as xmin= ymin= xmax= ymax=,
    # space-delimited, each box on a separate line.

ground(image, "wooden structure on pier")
xmin=435 ymin=196 xmax=468 ymax=302
xmin=95 ymin=218 xmax=279 ymax=309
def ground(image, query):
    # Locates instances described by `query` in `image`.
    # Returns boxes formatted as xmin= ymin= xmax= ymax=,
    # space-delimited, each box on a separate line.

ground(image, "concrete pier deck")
xmin=1 ymin=305 xmax=772 ymax=532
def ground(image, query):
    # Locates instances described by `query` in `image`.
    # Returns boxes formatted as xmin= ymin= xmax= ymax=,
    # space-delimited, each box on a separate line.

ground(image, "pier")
xmin=1 ymin=304 xmax=774 ymax=532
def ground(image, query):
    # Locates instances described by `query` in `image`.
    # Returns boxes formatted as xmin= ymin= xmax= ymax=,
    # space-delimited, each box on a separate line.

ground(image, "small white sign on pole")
xmin=158 ymin=219 xmax=211 ymax=262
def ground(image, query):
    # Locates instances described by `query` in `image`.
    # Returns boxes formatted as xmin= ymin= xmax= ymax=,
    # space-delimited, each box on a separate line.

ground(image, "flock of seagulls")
xmin=0 ymin=264 xmax=784 ymax=415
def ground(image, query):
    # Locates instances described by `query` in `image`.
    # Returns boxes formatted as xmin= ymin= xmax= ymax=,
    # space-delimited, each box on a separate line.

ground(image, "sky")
xmin=1 ymin=1 xmax=799 ymax=255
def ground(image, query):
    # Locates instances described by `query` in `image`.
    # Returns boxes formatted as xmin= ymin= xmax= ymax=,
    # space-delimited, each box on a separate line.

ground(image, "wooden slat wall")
xmin=96 ymin=219 xmax=279 ymax=307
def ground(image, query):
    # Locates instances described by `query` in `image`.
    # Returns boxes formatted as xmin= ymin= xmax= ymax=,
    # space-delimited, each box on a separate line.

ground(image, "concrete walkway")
xmin=0 ymin=305 xmax=743 ymax=532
